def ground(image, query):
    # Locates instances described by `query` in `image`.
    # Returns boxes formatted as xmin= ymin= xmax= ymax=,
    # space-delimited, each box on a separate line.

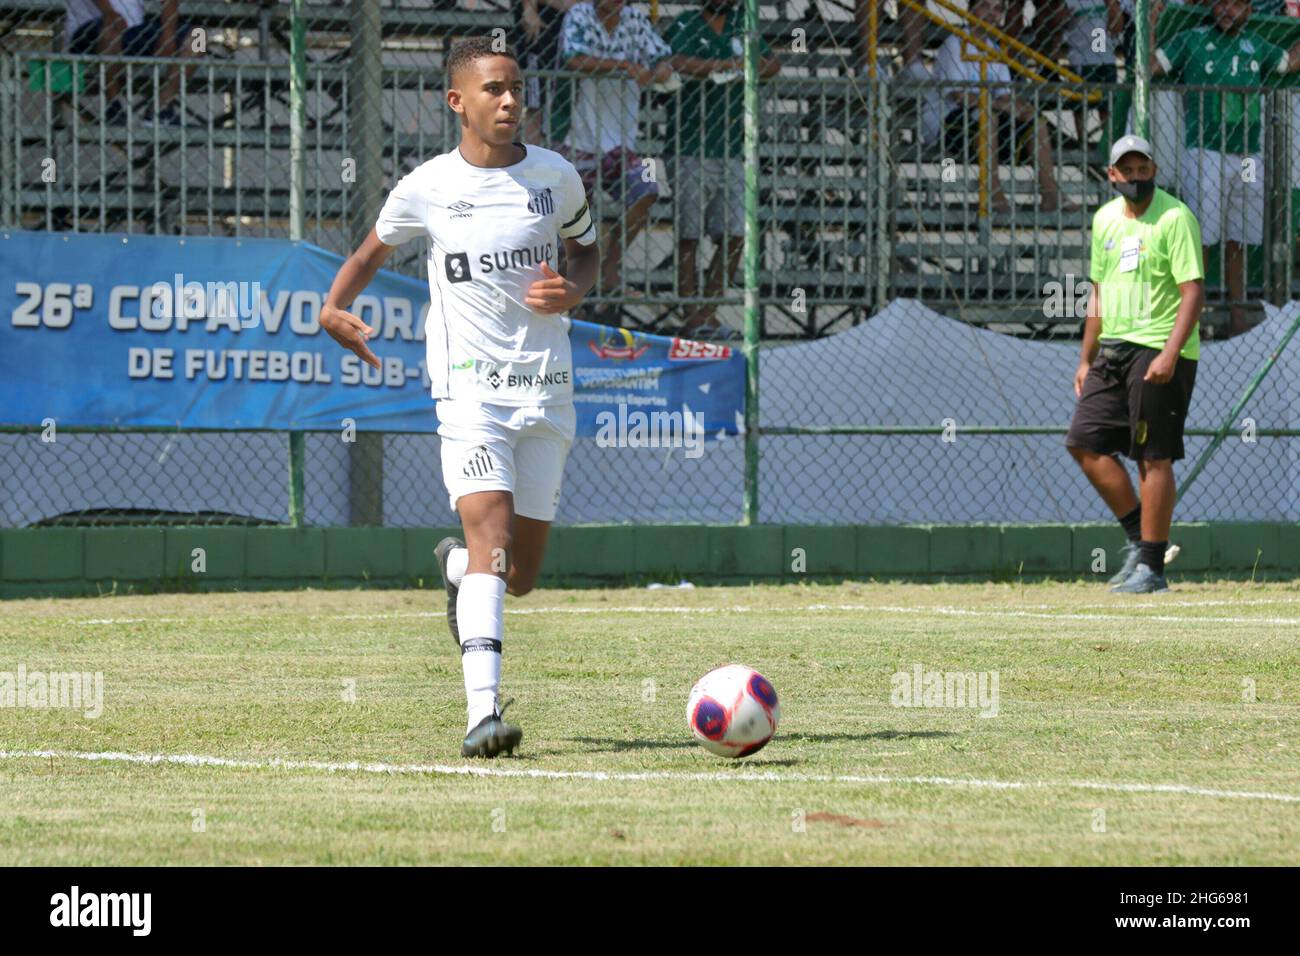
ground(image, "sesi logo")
xmin=669 ymin=338 xmax=733 ymax=361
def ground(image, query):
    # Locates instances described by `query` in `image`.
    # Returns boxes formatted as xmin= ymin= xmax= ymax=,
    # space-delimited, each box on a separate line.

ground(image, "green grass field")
xmin=2 ymin=580 xmax=1299 ymax=865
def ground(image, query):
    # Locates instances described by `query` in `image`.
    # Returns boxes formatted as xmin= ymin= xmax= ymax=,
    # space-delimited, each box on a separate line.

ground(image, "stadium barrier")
xmin=1 ymin=521 xmax=1296 ymax=598
xmin=2 ymin=2 xmax=1299 ymax=592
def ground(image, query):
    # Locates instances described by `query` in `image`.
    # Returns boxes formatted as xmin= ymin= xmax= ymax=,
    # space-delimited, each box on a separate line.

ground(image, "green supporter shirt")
xmin=1090 ymin=188 xmax=1204 ymax=360
xmin=662 ymin=10 xmax=770 ymax=159
xmin=1156 ymin=26 xmax=1288 ymax=155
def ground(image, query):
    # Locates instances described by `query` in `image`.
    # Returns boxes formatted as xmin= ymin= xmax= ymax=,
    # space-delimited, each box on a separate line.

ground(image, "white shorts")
xmin=437 ymin=399 xmax=576 ymax=522
xmin=1179 ymin=148 xmax=1264 ymax=246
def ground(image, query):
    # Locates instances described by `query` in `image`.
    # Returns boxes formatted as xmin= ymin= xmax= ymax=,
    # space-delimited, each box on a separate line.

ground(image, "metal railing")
xmin=5 ymin=3 xmax=1300 ymax=531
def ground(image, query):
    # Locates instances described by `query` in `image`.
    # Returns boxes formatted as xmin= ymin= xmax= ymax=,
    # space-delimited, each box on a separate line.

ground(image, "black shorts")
xmin=1066 ymin=341 xmax=1198 ymax=461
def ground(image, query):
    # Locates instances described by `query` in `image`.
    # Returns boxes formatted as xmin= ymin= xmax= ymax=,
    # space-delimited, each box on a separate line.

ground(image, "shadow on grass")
xmin=558 ymin=729 xmax=953 ymax=754
xmin=786 ymin=730 xmax=957 ymax=743
xmin=562 ymin=737 xmax=700 ymax=753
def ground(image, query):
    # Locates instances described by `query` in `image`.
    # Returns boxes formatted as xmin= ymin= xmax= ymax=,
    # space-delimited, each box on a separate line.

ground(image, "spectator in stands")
xmin=560 ymin=0 xmax=675 ymax=311
xmin=924 ymin=0 xmax=1079 ymax=213
xmin=65 ymin=0 xmax=141 ymax=124
xmin=856 ymin=1 xmax=927 ymax=76
xmin=1064 ymin=0 xmax=1128 ymax=153
xmin=664 ymin=0 xmax=778 ymax=339
xmin=519 ymin=0 xmax=573 ymax=145
xmin=64 ymin=0 xmax=193 ymax=126
xmin=1152 ymin=0 xmax=1300 ymax=334
xmin=1004 ymin=0 xmax=1071 ymax=60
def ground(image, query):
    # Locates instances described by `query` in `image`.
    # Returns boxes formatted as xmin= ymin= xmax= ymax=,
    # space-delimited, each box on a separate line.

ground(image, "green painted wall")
xmin=0 ymin=523 xmax=1295 ymax=598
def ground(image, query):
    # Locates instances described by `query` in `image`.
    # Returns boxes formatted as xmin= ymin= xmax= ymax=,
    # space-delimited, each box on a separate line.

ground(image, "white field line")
xmin=74 ymin=602 xmax=1300 ymax=627
xmin=2 ymin=748 xmax=1298 ymax=804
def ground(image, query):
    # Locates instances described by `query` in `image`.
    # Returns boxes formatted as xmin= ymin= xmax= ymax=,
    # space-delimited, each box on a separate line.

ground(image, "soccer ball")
xmin=686 ymin=664 xmax=780 ymax=758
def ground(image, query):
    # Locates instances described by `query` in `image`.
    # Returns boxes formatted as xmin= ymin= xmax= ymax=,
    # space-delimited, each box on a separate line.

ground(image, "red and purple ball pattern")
xmin=687 ymin=664 xmax=781 ymax=759
xmin=691 ymin=698 xmax=729 ymax=740
xmin=749 ymin=672 xmax=779 ymax=710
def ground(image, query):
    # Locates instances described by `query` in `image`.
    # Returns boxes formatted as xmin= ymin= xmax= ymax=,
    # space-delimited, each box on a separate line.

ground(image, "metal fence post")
xmin=289 ymin=0 xmax=306 ymax=241
xmin=288 ymin=431 xmax=306 ymax=527
xmin=1268 ymin=89 xmax=1291 ymax=307
xmin=1134 ymin=0 xmax=1151 ymax=138
xmin=1 ymin=55 xmax=12 ymax=228
xmin=742 ymin=0 xmax=760 ymax=526
xmin=347 ymin=0 xmax=384 ymax=526
xmin=874 ymin=75 xmax=892 ymax=312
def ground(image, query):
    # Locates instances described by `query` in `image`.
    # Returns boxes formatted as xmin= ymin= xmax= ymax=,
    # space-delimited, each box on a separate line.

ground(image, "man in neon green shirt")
xmin=1066 ymin=135 xmax=1205 ymax=593
xmin=1152 ymin=0 xmax=1300 ymax=334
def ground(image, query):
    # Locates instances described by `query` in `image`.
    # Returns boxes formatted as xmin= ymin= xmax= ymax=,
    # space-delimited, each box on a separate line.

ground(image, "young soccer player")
xmin=319 ymin=37 xmax=599 ymax=756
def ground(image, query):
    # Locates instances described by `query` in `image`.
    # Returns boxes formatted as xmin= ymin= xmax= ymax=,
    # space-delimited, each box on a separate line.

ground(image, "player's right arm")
xmin=320 ymin=228 xmax=394 ymax=370
xmin=1076 ymin=283 xmax=1102 ymax=397
xmin=1077 ymin=211 xmax=1107 ymax=397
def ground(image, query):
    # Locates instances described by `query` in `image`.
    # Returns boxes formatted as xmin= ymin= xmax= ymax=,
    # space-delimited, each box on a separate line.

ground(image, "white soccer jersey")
xmin=375 ymin=143 xmax=597 ymax=406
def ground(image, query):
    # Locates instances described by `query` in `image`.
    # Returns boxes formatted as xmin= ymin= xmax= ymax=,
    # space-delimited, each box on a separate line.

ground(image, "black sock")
xmin=1139 ymin=540 xmax=1166 ymax=575
xmin=1119 ymin=506 xmax=1142 ymax=543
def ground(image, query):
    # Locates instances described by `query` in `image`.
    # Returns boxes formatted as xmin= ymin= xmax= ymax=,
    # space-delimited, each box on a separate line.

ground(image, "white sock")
xmin=446 ymin=546 xmax=468 ymax=587
xmin=457 ymin=573 xmax=505 ymax=732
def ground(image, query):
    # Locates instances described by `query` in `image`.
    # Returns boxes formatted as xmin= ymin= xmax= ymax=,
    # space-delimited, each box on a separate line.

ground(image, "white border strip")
xmin=3 ymin=749 xmax=1298 ymax=804
xmin=77 ymin=603 xmax=1300 ymax=627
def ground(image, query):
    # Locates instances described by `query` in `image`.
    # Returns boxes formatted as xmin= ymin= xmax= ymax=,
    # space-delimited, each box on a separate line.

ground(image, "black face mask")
xmin=1115 ymin=177 xmax=1156 ymax=203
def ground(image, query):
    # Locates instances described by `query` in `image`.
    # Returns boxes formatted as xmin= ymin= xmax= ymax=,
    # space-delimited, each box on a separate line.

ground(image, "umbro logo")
xmin=449 ymin=200 xmax=474 ymax=219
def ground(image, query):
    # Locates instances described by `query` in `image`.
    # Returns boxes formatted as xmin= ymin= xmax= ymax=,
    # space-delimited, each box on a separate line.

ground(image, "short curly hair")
xmin=446 ymin=35 xmax=519 ymax=88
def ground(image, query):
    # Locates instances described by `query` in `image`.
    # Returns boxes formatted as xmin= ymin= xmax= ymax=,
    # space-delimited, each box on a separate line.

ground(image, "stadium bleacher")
xmin=2 ymin=1 xmax=1292 ymax=338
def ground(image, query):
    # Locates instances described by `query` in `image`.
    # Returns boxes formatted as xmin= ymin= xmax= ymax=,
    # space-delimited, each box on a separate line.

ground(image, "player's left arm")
xmin=1146 ymin=280 xmax=1203 ymax=383
xmin=524 ymin=238 xmax=598 ymax=315
xmin=1147 ymin=213 xmax=1205 ymax=384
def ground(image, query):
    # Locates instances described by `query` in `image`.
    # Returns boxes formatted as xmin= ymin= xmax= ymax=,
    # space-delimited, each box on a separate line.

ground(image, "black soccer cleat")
xmin=461 ymin=699 xmax=522 ymax=759
xmin=434 ymin=536 xmax=464 ymax=646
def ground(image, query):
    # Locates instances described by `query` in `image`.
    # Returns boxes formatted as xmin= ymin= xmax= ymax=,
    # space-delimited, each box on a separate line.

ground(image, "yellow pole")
xmin=896 ymin=0 xmax=1099 ymax=102
xmin=868 ymin=1 xmax=878 ymax=80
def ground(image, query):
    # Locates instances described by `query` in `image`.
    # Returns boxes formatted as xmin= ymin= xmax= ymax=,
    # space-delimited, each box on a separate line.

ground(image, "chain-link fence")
xmin=2 ymin=1 xmax=1299 ymax=527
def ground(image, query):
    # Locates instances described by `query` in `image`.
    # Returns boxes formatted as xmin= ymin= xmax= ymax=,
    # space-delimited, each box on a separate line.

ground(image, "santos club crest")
xmin=527 ymin=187 xmax=554 ymax=215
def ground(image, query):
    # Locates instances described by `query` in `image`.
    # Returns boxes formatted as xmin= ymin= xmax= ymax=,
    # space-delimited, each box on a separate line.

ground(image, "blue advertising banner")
xmin=0 ymin=231 xmax=743 ymax=438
